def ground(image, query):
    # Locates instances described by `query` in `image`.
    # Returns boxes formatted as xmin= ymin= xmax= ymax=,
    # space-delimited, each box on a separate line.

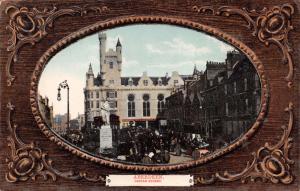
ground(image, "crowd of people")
xmin=117 ymin=125 xmax=209 ymax=164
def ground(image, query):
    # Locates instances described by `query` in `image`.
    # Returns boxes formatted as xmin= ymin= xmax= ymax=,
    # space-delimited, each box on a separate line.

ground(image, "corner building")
xmin=84 ymin=33 xmax=191 ymax=128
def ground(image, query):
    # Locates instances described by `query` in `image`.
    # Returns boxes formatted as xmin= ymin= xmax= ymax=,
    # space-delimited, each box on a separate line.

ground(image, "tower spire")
xmin=116 ymin=38 xmax=122 ymax=47
xmin=87 ymin=63 xmax=93 ymax=74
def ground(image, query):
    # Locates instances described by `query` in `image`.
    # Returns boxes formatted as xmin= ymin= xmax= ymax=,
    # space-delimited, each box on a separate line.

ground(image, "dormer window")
xmin=109 ymin=62 xmax=113 ymax=69
xmin=174 ymin=80 xmax=178 ymax=84
xmin=129 ymin=79 xmax=133 ymax=86
xmin=143 ymin=80 xmax=148 ymax=86
xmin=158 ymin=79 xmax=162 ymax=86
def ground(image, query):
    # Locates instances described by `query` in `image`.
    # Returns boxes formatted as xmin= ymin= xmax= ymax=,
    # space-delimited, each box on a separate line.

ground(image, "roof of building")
xmin=94 ymin=74 xmax=103 ymax=86
xmin=180 ymin=75 xmax=194 ymax=81
xmin=116 ymin=38 xmax=122 ymax=47
xmin=120 ymin=76 xmax=170 ymax=86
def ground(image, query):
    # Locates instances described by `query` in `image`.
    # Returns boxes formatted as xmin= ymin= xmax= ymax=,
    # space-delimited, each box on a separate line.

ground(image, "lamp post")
xmin=57 ymin=80 xmax=70 ymax=131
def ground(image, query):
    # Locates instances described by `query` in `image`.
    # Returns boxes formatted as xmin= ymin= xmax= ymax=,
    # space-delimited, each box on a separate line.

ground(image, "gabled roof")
xmin=121 ymin=76 xmax=170 ymax=86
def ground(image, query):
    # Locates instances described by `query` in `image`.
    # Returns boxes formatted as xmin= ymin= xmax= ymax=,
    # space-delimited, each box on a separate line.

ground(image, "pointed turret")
xmin=116 ymin=38 xmax=122 ymax=47
xmin=86 ymin=63 xmax=94 ymax=88
xmin=116 ymin=37 xmax=122 ymax=66
xmin=87 ymin=63 xmax=94 ymax=74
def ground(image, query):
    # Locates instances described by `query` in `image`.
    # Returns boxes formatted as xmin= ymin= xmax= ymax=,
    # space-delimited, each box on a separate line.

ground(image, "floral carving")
xmin=195 ymin=103 xmax=294 ymax=185
xmin=192 ymin=4 xmax=294 ymax=88
xmin=6 ymin=102 xmax=106 ymax=183
xmin=5 ymin=5 xmax=109 ymax=86
xmin=6 ymin=138 xmax=57 ymax=182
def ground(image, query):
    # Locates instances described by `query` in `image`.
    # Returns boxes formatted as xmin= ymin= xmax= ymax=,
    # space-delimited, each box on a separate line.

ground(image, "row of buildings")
xmin=164 ymin=50 xmax=261 ymax=148
xmin=38 ymin=96 xmax=85 ymax=136
xmin=39 ymin=32 xmax=261 ymax=153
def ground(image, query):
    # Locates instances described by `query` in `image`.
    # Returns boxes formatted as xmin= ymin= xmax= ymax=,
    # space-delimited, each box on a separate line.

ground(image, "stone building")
xmin=38 ymin=95 xmax=54 ymax=127
xmin=84 ymin=33 xmax=190 ymax=129
xmin=164 ymin=50 xmax=261 ymax=149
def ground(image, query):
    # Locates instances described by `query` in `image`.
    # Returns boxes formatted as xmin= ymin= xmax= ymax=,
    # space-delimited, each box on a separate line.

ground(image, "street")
xmin=169 ymin=153 xmax=193 ymax=164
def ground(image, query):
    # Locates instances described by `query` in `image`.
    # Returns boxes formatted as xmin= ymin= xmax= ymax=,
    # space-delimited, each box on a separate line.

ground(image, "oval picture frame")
xmin=30 ymin=16 xmax=269 ymax=171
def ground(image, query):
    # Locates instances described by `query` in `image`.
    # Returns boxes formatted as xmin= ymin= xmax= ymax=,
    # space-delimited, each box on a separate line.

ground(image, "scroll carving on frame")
xmin=5 ymin=5 xmax=109 ymax=86
xmin=5 ymin=102 xmax=106 ymax=183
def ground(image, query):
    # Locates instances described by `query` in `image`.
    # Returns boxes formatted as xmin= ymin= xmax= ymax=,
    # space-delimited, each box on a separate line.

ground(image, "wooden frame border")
xmin=3 ymin=2 xmax=295 ymax=185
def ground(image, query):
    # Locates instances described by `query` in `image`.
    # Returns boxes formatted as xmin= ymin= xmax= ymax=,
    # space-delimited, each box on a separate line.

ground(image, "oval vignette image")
xmin=38 ymin=24 xmax=261 ymax=165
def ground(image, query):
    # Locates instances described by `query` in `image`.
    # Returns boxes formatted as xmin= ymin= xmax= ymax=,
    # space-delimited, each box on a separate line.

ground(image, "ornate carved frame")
xmin=2 ymin=0 xmax=297 ymax=187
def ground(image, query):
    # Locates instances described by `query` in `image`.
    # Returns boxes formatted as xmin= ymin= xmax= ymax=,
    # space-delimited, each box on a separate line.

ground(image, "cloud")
xmin=163 ymin=38 xmax=211 ymax=55
xmin=122 ymin=57 xmax=139 ymax=67
xmin=145 ymin=44 xmax=164 ymax=54
xmin=201 ymin=34 xmax=236 ymax=53
xmin=146 ymin=38 xmax=211 ymax=56
xmin=219 ymin=43 xmax=235 ymax=53
xmin=150 ymin=60 xmax=206 ymax=70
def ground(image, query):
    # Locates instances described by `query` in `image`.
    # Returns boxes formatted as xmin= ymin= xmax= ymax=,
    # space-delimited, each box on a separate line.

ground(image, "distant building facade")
xmin=164 ymin=50 xmax=261 ymax=148
xmin=84 ymin=33 xmax=192 ymax=128
xmin=53 ymin=113 xmax=69 ymax=135
xmin=77 ymin=114 xmax=85 ymax=130
xmin=38 ymin=95 xmax=54 ymax=127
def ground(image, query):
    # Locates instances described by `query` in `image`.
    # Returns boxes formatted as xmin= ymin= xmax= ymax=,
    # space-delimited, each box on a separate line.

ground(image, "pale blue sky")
xmin=39 ymin=24 xmax=235 ymax=117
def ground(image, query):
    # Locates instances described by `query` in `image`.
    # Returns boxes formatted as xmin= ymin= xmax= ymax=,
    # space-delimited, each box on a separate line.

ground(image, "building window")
xmin=256 ymin=97 xmax=261 ymax=114
xmin=109 ymin=80 xmax=114 ymax=84
xmin=209 ymin=80 xmax=213 ymax=87
xmin=255 ymin=74 xmax=260 ymax=89
xmin=244 ymin=78 xmax=248 ymax=91
xmin=234 ymin=81 xmax=237 ymax=93
xmin=87 ymin=91 xmax=90 ymax=99
xmin=96 ymin=101 xmax=99 ymax=108
xmin=143 ymin=80 xmax=148 ymax=86
xmin=96 ymin=91 xmax=99 ymax=98
xmin=107 ymin=91 xmax=117 ymax=98
xmin=158 ymin=79 xmax=162 ymax=86
xmin=90 ymin=91 xmax=93 ymax=98
xmin=109 ymin=62 xmax=113 ymax=69
xmin=224 ymin=84 xmax=227 ymax=95
xmin=245 ymin=98 xmax=249 ymax=113
xmin=157 ymin=94 xmax=165 ymax=114
xmin=174 ymin=80 xmax=178 ymax=84
xmin=128 ymin=94 xmax=135 ymax=117
xmin=129 ymin=79 xmax=133 ymax=86
xmin=143 ymin=94 xmax=150 ymax=116
xmin=225 ymin=102 xmax=229 ymax=116
xmin=91 ymin=101 xmax=94 ymax=108
xmin=86 ymin=101 xmax=90 ymax=109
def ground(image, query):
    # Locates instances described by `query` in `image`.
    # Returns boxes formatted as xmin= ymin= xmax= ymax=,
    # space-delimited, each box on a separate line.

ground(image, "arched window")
xmin=143 ymin=94 xmax=150 ymax=116
xmin=128 ymin=94 xmax=135 ymax=117
xmin=157 ymin=94 xmax=165 ymax=114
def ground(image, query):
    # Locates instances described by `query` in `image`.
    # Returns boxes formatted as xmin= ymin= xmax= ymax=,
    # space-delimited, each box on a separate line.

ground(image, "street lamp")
xmin=57 ymin=80 xmax=70 ymax=131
